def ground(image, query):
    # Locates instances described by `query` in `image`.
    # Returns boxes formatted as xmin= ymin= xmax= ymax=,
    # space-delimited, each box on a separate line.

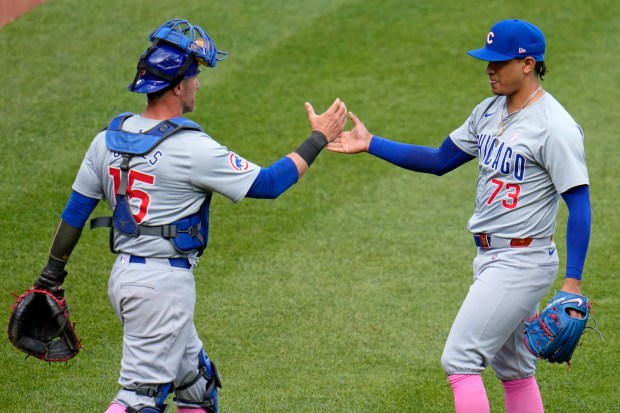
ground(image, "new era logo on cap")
xmin=467 ymin=19 xmax=545 ymax=62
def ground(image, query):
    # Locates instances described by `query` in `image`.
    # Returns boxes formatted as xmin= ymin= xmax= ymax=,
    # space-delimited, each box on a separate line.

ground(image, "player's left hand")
xmin=560 ymin=278 xmax=583 ymax=318
xmin=34 ymin=267 xmax=67 ymax=293
xmin=524 ymin=290 xmax=592 ymax=364
xmin=8 ymin=287 xmax=81 ymax=362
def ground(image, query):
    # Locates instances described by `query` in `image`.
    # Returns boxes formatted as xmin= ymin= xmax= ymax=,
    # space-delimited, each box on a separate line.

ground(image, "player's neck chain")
xmin=497 ymin=85 xmax=543 ymax=136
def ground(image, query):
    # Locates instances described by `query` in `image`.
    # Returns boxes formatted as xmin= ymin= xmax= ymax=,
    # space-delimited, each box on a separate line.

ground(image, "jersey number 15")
xmin=109 ymin=167 xmax=155 ymax=223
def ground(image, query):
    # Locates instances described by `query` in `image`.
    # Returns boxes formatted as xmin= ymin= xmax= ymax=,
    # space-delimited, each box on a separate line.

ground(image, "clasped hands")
xmin=305 ymin=98 xmax=373 ymax=154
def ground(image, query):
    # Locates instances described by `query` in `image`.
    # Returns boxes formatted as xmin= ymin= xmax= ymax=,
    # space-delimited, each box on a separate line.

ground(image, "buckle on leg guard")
xmin=174 ymin=349 xmax=222 ymax=412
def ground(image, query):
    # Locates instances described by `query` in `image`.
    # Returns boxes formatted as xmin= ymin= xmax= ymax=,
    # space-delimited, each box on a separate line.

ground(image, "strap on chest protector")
xmin=90 ymin=113 xmax=211 ymax=255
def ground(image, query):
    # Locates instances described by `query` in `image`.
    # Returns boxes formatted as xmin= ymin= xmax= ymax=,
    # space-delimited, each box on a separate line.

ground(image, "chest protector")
xmin=90 ymin=112 xmax=212 ymax=256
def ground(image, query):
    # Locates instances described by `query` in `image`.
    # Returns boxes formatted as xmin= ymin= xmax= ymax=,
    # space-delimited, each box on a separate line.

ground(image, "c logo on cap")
xmin=487 ymin=31 xmax=494 ymax=44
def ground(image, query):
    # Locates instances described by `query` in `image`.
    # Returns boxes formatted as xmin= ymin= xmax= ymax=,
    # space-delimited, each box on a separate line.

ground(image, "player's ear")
xmin=522 ymin=57 xmax=536 ymax=74
xmin=172 ymin=82 xmax=184 ymax=96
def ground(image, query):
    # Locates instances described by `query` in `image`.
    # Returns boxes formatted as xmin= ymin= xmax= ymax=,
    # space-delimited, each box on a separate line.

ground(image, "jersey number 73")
xmin=486 ymin=178 xmax=520 ymax=209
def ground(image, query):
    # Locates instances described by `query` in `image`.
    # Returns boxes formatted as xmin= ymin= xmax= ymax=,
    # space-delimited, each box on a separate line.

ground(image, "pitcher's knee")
xmin=441 ymin=346 xmax=486 ymax=375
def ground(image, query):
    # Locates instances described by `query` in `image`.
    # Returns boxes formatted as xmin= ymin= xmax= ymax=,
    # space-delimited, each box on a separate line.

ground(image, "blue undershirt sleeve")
xmin=246 ymin=156 xmax=299 ymax=199
xmin=368 ymin=136 xmax=474 ymax=175
xmin=61 ymin=190 xmax=100 ymax=228
xmin=561 ymin=185 xmax=591 ymax=280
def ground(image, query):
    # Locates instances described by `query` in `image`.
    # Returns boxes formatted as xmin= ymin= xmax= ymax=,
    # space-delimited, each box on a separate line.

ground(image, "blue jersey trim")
xmin=246 ymin=156 xmax=298 ymax=199
xmin=368 ymin=136 xmax=474 ymax=175
xmin=561 ymin=185 xmax=591 ymax=280
xmin=61 ymin=191 xmax=100 ymax=228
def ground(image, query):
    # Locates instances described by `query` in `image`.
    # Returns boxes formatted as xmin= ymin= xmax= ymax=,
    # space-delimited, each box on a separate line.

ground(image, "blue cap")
xmin=467 ymin=19 xmax=545 ymax=62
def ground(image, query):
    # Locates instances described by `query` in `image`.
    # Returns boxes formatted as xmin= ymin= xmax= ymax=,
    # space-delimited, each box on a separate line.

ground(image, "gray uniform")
xmin=441 ymin=92 xmax=589 ymax=380
xmin=74 ymin=115 xmax=260 ymax=256
xmin=72 ymin=114 xmax=260 ymax=407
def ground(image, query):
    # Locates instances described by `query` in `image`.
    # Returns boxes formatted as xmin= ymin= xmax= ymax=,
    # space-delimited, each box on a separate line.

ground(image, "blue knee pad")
xmin=175 ymin=348 xmax=222 ymax=413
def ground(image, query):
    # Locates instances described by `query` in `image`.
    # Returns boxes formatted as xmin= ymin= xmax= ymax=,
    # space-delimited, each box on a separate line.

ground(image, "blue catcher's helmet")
xmin=129 ymin=19 xmax=228 ymax=94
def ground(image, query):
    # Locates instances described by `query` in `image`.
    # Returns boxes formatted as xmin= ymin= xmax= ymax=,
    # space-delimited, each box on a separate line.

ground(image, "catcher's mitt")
xmin=8 ymin=287 xmax=81 ymax=362
xmin=523 ymin=291 xmax=591 ymax=364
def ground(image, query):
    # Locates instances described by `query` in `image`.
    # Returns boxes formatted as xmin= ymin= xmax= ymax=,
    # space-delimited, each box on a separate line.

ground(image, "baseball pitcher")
xmin=327 ymin=19 xmax=592 ymax=413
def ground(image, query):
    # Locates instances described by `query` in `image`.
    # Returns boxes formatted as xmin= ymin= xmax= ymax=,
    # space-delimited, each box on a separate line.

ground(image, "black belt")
xmin=129 ymin=255 xmax=191 ymax=269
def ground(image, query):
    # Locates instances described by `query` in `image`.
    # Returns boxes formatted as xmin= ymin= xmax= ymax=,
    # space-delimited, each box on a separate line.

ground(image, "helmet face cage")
xmin=149 ymin=19 xmax=228 ymax=68
xmin=129 ymin=19 xmax=228 ymax=93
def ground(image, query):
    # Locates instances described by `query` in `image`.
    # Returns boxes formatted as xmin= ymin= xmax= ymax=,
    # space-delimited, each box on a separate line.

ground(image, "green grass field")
xmin=1 ymin=0 xmax=619 ymax=411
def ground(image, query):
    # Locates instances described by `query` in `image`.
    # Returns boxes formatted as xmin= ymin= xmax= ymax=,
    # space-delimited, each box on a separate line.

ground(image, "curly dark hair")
xmin=535 ymin=61 xmax=548 ymax=81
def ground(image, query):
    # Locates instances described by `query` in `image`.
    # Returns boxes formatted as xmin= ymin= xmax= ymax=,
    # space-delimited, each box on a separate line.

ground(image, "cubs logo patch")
xmin=229 ymin=153 xmax=249 ymax=171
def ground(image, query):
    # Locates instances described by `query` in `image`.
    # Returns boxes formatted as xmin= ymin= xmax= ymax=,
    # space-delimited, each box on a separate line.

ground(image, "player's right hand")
xmin=305 ymin=98 xmax=347 ymax=142
xmin=327 ymin=111 xmax=373 ymax=154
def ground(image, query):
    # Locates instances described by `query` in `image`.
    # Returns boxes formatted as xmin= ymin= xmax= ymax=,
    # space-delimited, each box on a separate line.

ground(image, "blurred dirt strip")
xmin=0 ymin=0 xmax=46 ymax=26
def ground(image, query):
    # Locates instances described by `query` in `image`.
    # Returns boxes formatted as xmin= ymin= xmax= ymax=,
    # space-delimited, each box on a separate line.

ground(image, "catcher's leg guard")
xmin=117 ymin=382 xmax=173 ymax=413
xmin=126 ymin=407 xmax=167 ymax=413
xmin=175 ymin=348 xmax=222 ymax=413
xmin=106 ymin=400 xmax=169 ymax=413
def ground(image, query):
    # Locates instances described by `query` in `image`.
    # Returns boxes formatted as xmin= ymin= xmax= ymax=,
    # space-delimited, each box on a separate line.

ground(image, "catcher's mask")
xmin=129 ymin=19 xmax=228 ymax=94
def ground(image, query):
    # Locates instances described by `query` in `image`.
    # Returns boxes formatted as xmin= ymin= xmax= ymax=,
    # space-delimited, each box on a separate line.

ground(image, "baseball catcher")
xmin=8 ymin=16 xmax=346 ymax=412
xmin=524 ymin=291 xmax=592 ymax=364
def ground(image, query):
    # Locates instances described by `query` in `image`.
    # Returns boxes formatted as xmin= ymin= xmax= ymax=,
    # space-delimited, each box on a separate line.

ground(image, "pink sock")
xmin=448 ymin=374 xmax=490 ymax=413
xmin=502 ymin=376 xmax=544 ymax=413
xmin=104 ymin=403 xmax=127 ymax=413
xmin=177 ymin=408 xmax=206 ymax=412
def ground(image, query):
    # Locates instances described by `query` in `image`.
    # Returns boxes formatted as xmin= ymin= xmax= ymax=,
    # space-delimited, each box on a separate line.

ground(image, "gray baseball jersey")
xmin=449 ymin=92 xmax=589 ymax=238
xmin=72 ymin=114 xmax=260 ymax=257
